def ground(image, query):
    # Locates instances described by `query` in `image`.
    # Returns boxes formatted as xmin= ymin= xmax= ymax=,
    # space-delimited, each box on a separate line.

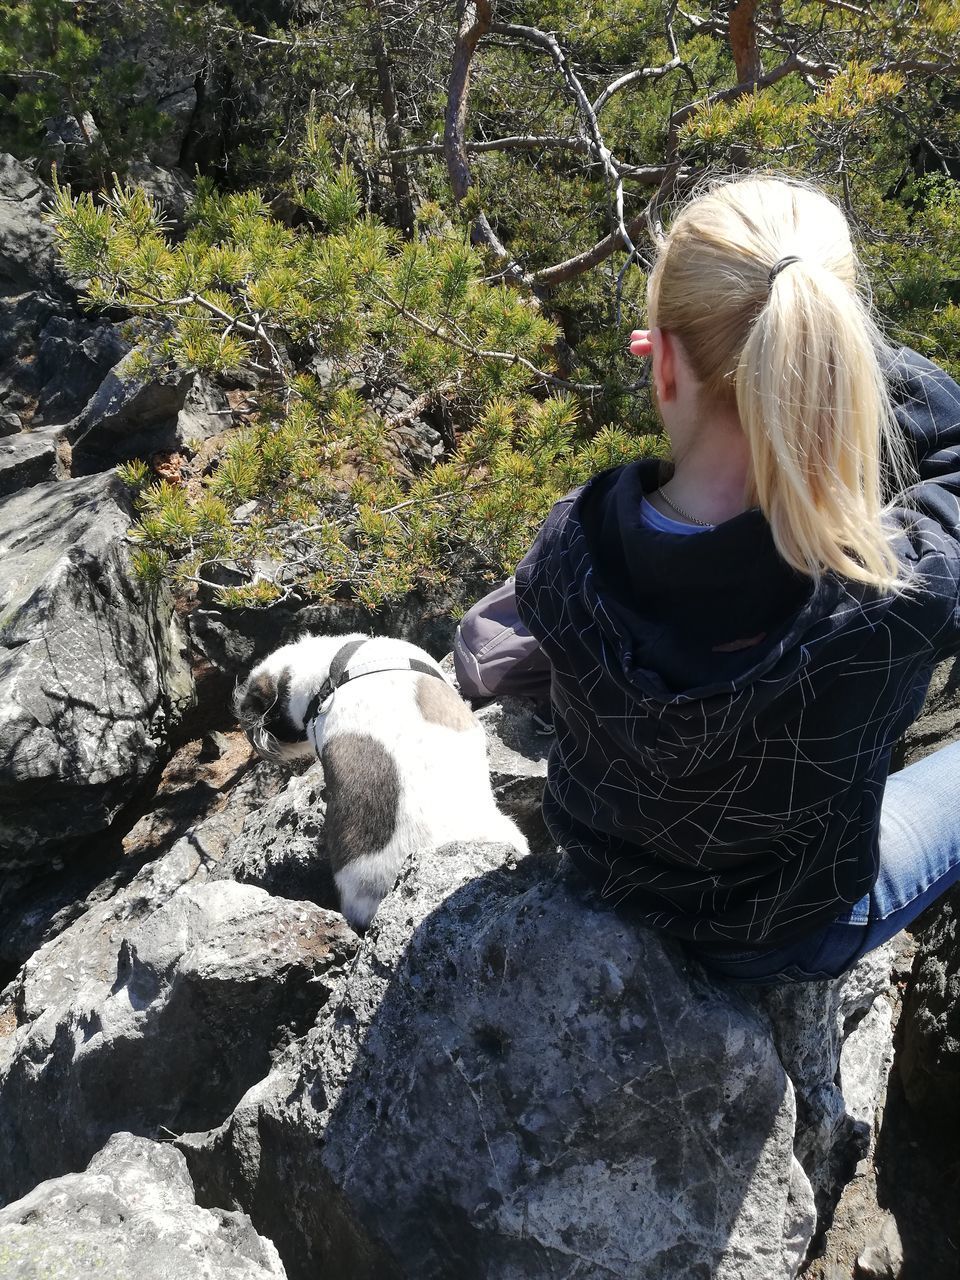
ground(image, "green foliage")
xmin=126 ymin=387 xmax=658 ymax=611
xmin=0 ymin=0 xmax=217 ymax=178
xmin=41 ymin=0 xmax=960 ymax=612
xmin=116 ymin=457 xmax=151 ymax=494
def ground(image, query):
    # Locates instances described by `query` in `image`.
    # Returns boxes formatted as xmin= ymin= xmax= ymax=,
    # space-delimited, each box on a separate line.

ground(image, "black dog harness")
xmin=303 ymin=638 xmax=446 ymax=726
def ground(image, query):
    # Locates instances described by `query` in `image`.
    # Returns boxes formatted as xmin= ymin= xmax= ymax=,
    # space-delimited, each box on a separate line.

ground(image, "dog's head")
xmin=235 ymin=633 xmax=369 ymax=763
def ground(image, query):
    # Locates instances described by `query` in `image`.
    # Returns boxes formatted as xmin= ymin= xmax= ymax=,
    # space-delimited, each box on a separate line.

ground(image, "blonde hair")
xmin=646 ymin=176 xmax=913 ymax=592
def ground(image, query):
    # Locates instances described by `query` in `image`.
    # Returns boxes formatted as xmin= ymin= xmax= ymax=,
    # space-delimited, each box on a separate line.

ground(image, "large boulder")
xmin=180 ymin=829 xmax=896 ymax=1280
xmin=35 ymin=314 xmax=129 ymax=425
xmin=211 ymin=763 xmax=337 ymax=907
xmin=746 ymin=942 xmax=899 ymax=1218
xmin=0 ymin=473 xmax=194 ymax=862
xmin=0 ymin=740 xmax=290 ymax=982
xmin=0 ymin=783 xmax=357 ymax=1203
xmin=0 ymin=1132 xmax=287 ymax=1280
xmin=0 ymin=425 xmax=62 ymax=497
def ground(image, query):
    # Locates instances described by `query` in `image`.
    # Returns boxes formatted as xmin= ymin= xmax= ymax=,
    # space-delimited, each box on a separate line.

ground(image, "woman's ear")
xmin=651 ymin=327 xmax=677 ymax=404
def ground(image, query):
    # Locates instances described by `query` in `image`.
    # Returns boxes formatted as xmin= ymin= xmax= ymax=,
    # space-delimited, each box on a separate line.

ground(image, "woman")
xmin=454 ymin=175 xmax=960 ymax=983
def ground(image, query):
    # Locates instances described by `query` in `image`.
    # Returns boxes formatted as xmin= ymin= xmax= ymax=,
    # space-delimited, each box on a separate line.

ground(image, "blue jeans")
xmin=695 ymin=739 xmax=960 ymax=984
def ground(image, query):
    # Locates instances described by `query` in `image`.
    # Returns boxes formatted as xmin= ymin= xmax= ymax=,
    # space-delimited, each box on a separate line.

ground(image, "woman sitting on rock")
xmin=454 ymin=175 xmax=960 ymax=983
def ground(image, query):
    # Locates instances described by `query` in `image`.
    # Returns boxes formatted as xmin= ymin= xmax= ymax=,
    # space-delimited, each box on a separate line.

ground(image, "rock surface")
xmin=0 ymin=155 xmax=72 ymax=298
xmin=746 ymin=942 xmax=899 ymax=1216
xmin=0 ymin=756 xmax=357 ymax=1205
xmin=68 ymin=354 xmax=230 ymax=472
xmin=0 ymin=473 xmax=194 ymax=862
xmin=475 ymin=696 xmax=551 ymax=849
xmin=0 ymin=1132 xmax=288 ymax=1279
xmin=180 ymin=821 xmax=894 ymax=1280
xmin=855 ymin=1213 xmax=904 ymax=1280
xmin=0 ymin=425 xmax=61 ymax=496
xmin=211 ymin=763 xmax=338 ymax=908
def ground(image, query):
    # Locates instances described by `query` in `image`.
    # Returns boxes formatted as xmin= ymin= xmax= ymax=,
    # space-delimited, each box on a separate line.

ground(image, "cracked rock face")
xmin=0 ymin=473 xmax=194 ymax=863
xmin=0 ymin=1132 xmax=288 ymax=1280
xmin=67 ymin=353 xmax=230 ymax=473
xmin=0 ymin=865 xmax=356 ymax=1205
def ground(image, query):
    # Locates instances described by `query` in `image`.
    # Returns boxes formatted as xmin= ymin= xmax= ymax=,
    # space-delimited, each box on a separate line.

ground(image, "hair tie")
xmin=768 ymin=256 xmax=802 ymax=285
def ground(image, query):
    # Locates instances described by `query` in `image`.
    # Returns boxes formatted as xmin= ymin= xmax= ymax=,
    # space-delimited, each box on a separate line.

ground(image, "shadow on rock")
xmin=182 ymin=844 xmax=814 ymax=1280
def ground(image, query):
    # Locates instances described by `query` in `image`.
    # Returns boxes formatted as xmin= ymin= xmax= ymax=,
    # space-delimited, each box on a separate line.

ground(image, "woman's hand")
xmin=628 ymin=329 xmax=653 ymax=358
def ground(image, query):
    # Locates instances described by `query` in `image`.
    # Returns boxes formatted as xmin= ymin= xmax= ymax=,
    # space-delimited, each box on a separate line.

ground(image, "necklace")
xmin=656 ymin=487 xmax=714 ymax=528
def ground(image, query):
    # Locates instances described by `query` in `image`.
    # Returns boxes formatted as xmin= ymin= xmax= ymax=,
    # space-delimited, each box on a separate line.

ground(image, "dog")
xmin=235 ymin=633 xmax=529 ymax=929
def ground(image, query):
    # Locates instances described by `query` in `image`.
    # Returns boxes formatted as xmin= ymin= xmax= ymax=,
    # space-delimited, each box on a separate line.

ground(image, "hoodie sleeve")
xmin=453 ymin=577 xmax=552 ymax=700
xmin=887 ymin=346 xmax=960 ymax=483
xmin=886 ymin=347 xmax=960 ymax=656
xmin=453 ymin=486 xmax=584 ymax=700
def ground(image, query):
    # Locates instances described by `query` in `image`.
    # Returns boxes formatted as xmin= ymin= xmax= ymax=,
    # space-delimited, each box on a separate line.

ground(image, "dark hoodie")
xmin=512 ymin=348 xmax=960 ymax=948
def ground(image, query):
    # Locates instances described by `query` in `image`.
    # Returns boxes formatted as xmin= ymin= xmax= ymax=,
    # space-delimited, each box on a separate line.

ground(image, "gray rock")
xmin=899 ymin=883 xmax=960 ymax=1124
xmin=0 ymin=426 xmax=61 ymax=496
xmin=0 ymin=473 xmax=194 ymax=862
xmin=0 ymin=1132 xmax=287 ymax=1279
xmin=36 ymin=314 xmax=129 ymax=424
xmin=745 ymin=941 xmax=900 ymax=1215
xmin=154 ymin=86 xmax=200 ymax=165
xmin=190 ymin=569 xmax=494 ymax=678
xmin=43 ymin=110 xmax=102 ymax=170
xmin=0 ymin=753 xmax=290 ymax=981
xmin=211 ymin=763 xmax=338 ymax=909
xmin=855 ymin=1212 xmax=904 ymax=1279
xmin=475 ymin=696 xmax=551 ymax=849
xmin=121 ymin=25 xmax=204 ymax=167
xmin=0 ymin=866 xmax=356 ymax=1204
xmin=897 ymin=655 xmax=960 ymax=768
xmin=68 ymin=352 xmax=229 ymax=472
xmin=125 ymin=160 xmax=196 ymax=228
xmin=0 ymin=156 xmax=72 ymax=297
xmin=183 ymin=841 xmax=815 ymax=1280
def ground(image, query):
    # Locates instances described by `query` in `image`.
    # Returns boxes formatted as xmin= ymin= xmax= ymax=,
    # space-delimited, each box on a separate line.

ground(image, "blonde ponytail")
xmin=647 ymin=177 xmax=914 ymax=592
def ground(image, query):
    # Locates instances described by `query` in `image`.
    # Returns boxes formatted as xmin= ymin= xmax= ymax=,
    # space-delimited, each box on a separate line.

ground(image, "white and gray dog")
xmin=235 ymin=633 xmax=528 ymax=930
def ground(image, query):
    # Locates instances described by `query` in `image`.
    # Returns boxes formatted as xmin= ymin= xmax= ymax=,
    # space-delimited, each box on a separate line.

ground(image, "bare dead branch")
xmin=530 ymin=214 xmax=647 ymax=289
xmin=490 ymin=19 xmax=652 ymax=297
xmin=591 ymin=57 xmax=684 ymax=116
xmin=384 ymin=136 xmax=673 ymax=184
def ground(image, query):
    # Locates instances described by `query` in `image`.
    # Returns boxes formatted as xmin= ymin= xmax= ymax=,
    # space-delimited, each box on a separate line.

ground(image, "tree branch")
xmin=444 ymin=0 xmax=528 ymax=282
xmin=490 ymin=19 xmax=653 ymax=307
xmin=669 ymin=51 xmax=836 ymax=135
xmin=591 ymin=56 xmax=684 ymax=116
xmin=384 ymin=135 xmax=673 ymax=183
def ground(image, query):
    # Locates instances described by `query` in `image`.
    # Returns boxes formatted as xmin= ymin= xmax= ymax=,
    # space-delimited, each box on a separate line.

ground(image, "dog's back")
xmin=316 ymin=647 xmax=527 ymax=928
